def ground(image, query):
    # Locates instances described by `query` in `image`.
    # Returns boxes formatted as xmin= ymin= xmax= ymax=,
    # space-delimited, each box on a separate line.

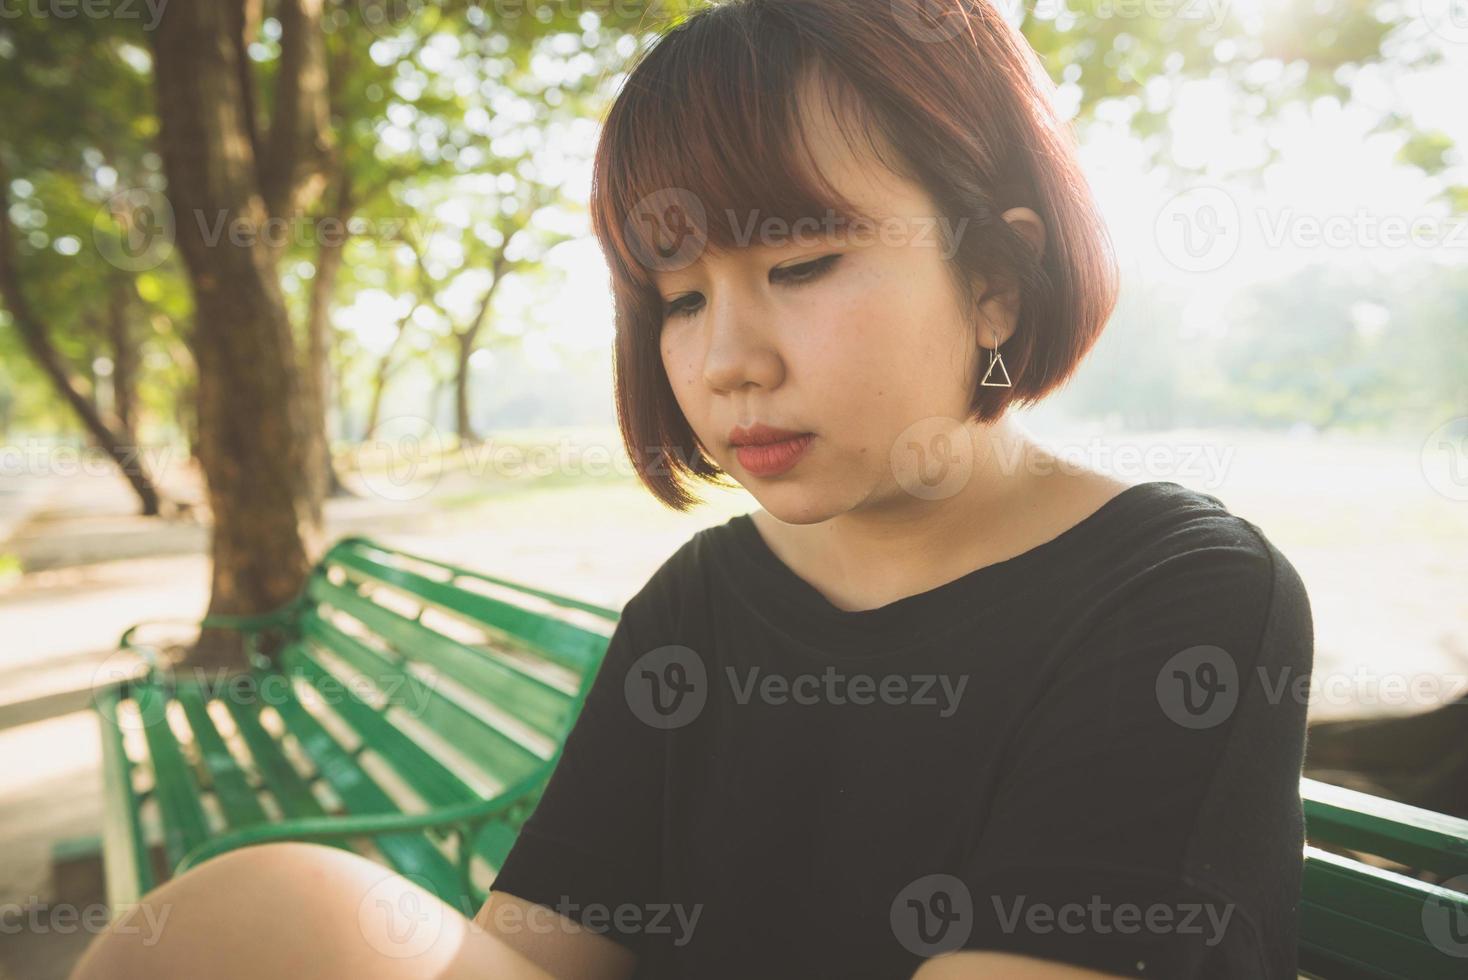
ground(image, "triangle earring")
xmin=980 ymin=327 xmax=1012 ymax=388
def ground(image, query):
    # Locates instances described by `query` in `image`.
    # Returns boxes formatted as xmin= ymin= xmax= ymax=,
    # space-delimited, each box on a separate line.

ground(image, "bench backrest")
xmin=1300 ymin=776 xmax=1468 ymax=978
xmin=102 ymin=536 xmax=620 ymax=908
xmin=283 ymin=534 xmax=619 ymax=810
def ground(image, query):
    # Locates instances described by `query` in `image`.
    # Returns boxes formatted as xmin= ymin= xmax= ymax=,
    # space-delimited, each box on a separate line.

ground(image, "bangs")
xmin=590 ymin=6 xmax=916 ymax=287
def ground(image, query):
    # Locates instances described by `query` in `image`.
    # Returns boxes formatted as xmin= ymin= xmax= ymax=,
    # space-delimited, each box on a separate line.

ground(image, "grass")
xmin=0 ymin=552 xmax=20 ymax=587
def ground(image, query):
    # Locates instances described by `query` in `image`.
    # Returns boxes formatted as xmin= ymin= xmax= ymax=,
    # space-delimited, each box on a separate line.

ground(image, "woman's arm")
xmin=473 ymin=892 xmax=1129 ymax=980
xmin=474 ymin=891 xmax=637 ymax=980
xmin=912 ymin=950 xmax=1131 ymax=979
xmin=471 ymin=553 xmax=690 ymax=978
xmin=933 ymin=519 xmax=1312 ymax=977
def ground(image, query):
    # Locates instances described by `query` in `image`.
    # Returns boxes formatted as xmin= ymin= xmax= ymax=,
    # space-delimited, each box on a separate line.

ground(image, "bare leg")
xmin=68 ymin=841 xmax=555 ymax=980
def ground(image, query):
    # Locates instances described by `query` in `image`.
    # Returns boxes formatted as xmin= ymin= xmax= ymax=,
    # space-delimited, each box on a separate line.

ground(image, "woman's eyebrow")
xmin=645 ymin=224 xmax=856 ymax=288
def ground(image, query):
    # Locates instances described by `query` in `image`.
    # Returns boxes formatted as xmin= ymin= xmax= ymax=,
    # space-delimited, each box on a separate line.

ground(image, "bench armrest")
xmin=172 ymin=768 xmax=549 ymax=876
xmin=117 ymin=598 xmax=307 ymax=665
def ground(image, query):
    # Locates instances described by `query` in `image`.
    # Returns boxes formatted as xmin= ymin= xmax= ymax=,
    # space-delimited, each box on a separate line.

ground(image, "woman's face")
xmin=652 ymin=88 xmax=1043 ymax=526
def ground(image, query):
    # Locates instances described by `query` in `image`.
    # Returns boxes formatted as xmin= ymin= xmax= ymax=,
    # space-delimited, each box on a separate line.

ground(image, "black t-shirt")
xmin=490 ymin=480 xmax=1314 ymax=979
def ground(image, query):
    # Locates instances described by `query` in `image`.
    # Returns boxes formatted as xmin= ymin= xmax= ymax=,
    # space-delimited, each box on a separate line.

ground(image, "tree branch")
xmin=259 ymin=0 xmax=334 ymax=223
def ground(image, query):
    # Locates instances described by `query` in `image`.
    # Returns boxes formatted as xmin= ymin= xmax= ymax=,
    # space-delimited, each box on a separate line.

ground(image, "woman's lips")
xmin=734 ymin=433 xmax=814 ymax=477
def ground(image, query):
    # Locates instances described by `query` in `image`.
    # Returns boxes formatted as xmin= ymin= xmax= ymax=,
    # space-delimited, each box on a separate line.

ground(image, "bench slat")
xmin=1300 ymin=845 xmax=1468 ymax=979
xmin=134 ymin=684 xmax=211 ymax=870
xmin=1304 ymin=776 xmax=1468 ymax=879
xmin=223 ymin=695 xmax=327 ymax=819
xmin=1299 ymin=898 xmax=1456 ymax=980
xmin=286 ymin=645 xmax=481 ymax=810
xmin=308 ymin=576 xmax=581 ymax=742
xmin=95 ymin=687 xmax=154 ymax=909
xmin=1303 ymin=847 xmax=1459 ymax=946
xmin=174 ymin=684 xmax=269 ymax=830
xmin=333 ymin=537 xmax=622 ymax=621
xmin=266 ymin=671 xmax=465 ymax=905
xmin=300 ymin=612 xmax=547 ymax=790
xmin=327 ymin=547 xmax=608 ymax=675
xmin=1298 ymin=902 xmax=1422 ymax=980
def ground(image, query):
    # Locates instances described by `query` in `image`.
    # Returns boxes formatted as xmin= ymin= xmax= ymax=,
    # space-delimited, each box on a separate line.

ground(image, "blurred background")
xmin=1 ymin=0 xmax=1466 ymax=976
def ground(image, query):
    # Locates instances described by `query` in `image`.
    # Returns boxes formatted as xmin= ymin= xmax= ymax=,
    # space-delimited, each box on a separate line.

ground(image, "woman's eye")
xmin=663 ymin=294 xmax=704 ymax=320
xmin=771 ymin=253 xmax=841 ymax=285
xmin=661 ymin=254 xmax=841 ymax=321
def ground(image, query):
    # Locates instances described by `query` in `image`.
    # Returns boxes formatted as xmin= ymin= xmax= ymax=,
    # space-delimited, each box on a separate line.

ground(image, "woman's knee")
xmin=160 ymin=840 xmax=419 ymax=935
xmin=69 ymin=842 xmax=449 ymax=980
xmin=70 ymin=841 xmax=556 ymax=980
xmin=179 ymin=840 xmax=358 ymax=886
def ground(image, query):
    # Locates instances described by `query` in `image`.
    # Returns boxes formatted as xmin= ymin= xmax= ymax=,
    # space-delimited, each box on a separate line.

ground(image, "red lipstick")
xmin=728 ymin=423 xmax=814 ymax=478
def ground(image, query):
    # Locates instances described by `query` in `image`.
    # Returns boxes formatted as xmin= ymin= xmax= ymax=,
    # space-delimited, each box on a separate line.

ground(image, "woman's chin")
xmin=744 ymin=487 xmax=851 ymax=528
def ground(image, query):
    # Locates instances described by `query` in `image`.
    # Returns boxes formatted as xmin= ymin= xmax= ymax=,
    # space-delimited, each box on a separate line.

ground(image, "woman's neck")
xmin=749 ymin=417 xmax=1132 ymax=613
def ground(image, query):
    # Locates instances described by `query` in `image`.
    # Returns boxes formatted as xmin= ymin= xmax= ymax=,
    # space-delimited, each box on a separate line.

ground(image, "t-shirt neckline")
xmin=720 ymin=480 xmax=1183 ymax=657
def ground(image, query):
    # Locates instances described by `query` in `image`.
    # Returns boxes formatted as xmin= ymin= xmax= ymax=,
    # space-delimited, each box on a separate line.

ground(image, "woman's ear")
xmin=1001 ymin=206 xmax=1046 ymax=262
xmin=972 ymin=206 xmax=1047 ymax=348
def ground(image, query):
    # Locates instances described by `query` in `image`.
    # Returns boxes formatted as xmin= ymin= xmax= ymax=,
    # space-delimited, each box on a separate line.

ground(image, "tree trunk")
xmin=454 ymin=330 xmax=476 ymax=445
xmin=450 ymin=256 xmax=508 ymax=447
xmin=364 ymin=308 xmax=414 ymax=440
xmin=366 ymin=359 xmax=390 ymax=442
xmin=323 ymin=297 xmax=352 ymax=498
xmin=0 ymin=159 xmax=165 ymax=517
xmin=301 ymin=177 xmax=352 ymax=512
xmin=151 ymin=0 xmax=318 ymax=671
xmin=107 ymin=280 xmax=138 ymax=442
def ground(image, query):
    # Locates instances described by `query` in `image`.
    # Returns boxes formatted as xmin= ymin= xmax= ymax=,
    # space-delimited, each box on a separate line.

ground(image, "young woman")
xmin=71 ymin=1 xmax=1314 ymax=979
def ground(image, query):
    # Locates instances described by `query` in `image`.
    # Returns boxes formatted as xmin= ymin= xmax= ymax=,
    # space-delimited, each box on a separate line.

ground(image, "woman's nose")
xmin=700 ymin=289 xmax=786 ymax=393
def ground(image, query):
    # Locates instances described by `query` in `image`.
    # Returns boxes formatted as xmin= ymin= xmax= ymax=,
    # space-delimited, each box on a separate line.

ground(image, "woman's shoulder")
xmin=1037 ymin=478 xmax=1315 ymax=722
xmin=1091 ymin=477 xmax=1281 ymax=564
xmin=1087 ymin=478 xmax=1312 ymax=649
xmin=617 ymin=477 xmax=1308 ymax=638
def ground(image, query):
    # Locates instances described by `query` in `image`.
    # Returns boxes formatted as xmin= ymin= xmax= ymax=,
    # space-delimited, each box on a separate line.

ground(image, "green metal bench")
xmin=90 ymin=535 xmax=619 ymax=918
xmin=85 ymin=536 xmax=1468 ymax=976
xmin=1299 ymin=776 xmax=1468 ymax=979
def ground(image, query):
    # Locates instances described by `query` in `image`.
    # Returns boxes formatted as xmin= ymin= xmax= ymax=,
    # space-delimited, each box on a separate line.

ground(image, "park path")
xmin=0 ymin=471 xmax=55 ymax=552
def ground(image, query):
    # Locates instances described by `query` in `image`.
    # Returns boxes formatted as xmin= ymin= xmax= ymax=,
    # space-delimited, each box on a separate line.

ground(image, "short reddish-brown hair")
xmin=591 ymin=0 xmax=1119 ymax=511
